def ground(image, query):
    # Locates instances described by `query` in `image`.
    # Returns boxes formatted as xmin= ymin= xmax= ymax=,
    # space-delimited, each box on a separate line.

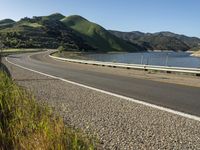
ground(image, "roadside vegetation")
xmin=0 ymin=71 xmax=96 ymax=150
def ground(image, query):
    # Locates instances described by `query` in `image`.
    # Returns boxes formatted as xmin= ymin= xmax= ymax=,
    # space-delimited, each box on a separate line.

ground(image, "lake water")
xmin=85 ymin=51 xmax=200 ymax=68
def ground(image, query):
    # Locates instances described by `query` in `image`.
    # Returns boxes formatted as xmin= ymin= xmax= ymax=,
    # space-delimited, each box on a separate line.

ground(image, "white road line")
xmin=5 ymin=56 xmax=200 ymax=122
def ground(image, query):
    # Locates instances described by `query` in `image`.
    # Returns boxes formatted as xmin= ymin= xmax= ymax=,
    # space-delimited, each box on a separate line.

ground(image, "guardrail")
xmin=49 ymin=54 xmax=200 ymax=76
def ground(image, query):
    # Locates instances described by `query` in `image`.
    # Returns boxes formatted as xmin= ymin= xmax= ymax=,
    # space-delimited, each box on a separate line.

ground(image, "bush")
xmin=58 ymin=45 xmax=65 ymax=53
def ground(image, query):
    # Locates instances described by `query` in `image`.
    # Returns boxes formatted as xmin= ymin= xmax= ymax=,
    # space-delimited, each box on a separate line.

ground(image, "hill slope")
xmin=61 ymin=15 xmax=145 ymax=52
xmin=0 ymin=16 xmax=94 ymax=50
xmin=110 ymin=30 xmax=200 ymax=51
xmin=0 ymin=19 xmax=15 ymax=26
xmin=0 ymin=14 xmax=145 ymax=52
xmin=154 ymin=32 xmax=200 ymax=48
xmin=0 ymin=19 xmax=16 ymax=30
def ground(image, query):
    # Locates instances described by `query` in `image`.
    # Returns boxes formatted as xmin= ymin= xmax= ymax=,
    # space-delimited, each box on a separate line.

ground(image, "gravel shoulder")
xmin=3 ymin=59 xmax=200 ymax=150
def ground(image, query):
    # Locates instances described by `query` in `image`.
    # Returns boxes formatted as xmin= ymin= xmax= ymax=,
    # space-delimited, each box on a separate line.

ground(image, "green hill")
xmin=61 ymin=15 xmax=145 ymax=52
xmin=0 ymin=14 xmax=145 ymax=52
xmin=0 ymin=16 xmax=93 ymax=50
xmin=0 ymin=19 xmax=15 ymax=26
xmin=0 ymin=19 xmax=16 ymax=30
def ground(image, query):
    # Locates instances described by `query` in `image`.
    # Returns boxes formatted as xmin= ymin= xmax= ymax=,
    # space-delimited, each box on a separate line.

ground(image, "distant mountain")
xmin=110 ymin=30 xmax=200 ymax=51
xmin=61 ymin=15 xmax=145 ymax=52
xmin=154 ymin=32 xmax=200 ymax=48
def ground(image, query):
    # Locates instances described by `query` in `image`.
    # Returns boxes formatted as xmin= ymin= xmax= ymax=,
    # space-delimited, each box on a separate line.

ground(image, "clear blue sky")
xmin=0 ymin=0 xmax=199 ymax=37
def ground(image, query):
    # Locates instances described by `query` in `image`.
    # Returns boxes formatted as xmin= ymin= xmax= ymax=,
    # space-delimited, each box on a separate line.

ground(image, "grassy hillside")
xmin=110 ymin=30 xmax=199 ymax=51
xmin=0 ymin=14 xmax=145 ymax=52
xmin=0 ymin=16 xmax=94 ymax=50
xmin=61 ymin=15 xmax=145 ymax=52
xmin=0 ymin=71 xmax=95 ymax=149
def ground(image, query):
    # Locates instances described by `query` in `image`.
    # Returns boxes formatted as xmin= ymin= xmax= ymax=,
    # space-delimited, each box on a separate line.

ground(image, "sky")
xmin=0 ymin=0 xmax=200 ymax=37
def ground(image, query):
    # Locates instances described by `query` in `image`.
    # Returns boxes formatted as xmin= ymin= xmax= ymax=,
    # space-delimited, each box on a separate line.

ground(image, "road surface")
xmin=6 ymin=51 xmax=200 ymax=117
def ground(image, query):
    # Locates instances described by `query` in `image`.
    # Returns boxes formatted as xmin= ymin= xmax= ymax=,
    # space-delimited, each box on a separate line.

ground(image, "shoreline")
xmin=191 ymin=50 xmax=200 ymax=57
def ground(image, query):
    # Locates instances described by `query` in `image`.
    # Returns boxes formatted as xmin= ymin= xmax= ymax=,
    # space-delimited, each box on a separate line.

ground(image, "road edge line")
xmin=5 ymin=56 xmax=200 ymax=122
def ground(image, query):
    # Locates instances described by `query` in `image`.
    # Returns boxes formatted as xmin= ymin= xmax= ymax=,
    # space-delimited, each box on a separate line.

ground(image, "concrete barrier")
xmin=49 ymin=54 xmax=200 ymax=76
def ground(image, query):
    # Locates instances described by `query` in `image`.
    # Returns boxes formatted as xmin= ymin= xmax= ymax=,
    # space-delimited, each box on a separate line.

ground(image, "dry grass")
xmin=0 ymin=71 xmax=96 ymax=150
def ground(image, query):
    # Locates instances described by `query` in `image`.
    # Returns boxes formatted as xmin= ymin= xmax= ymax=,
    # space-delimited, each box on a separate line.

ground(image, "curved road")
xmin=6 ymin=51 xmax=200 ymax=117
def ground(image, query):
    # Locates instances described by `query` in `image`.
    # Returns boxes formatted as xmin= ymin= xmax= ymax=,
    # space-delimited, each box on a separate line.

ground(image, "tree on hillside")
xmin=58 ymin=45 xmax=65 ymax=54
xmin=58 ymin=42 xmax=65 ymax=53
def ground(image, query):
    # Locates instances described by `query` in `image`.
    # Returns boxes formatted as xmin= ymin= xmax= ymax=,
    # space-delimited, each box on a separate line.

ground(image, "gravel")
xmin=4 ymin=60 xmax=200 ymax=150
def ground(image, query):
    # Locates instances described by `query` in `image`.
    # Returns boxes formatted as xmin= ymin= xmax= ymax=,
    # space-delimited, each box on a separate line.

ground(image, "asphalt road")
xmin=6 ymin=51 xmax=200 ymax=117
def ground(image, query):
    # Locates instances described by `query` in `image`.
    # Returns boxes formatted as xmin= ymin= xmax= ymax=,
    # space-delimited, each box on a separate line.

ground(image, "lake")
xmin=85 ymin=51 xmax=200 ymax=68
